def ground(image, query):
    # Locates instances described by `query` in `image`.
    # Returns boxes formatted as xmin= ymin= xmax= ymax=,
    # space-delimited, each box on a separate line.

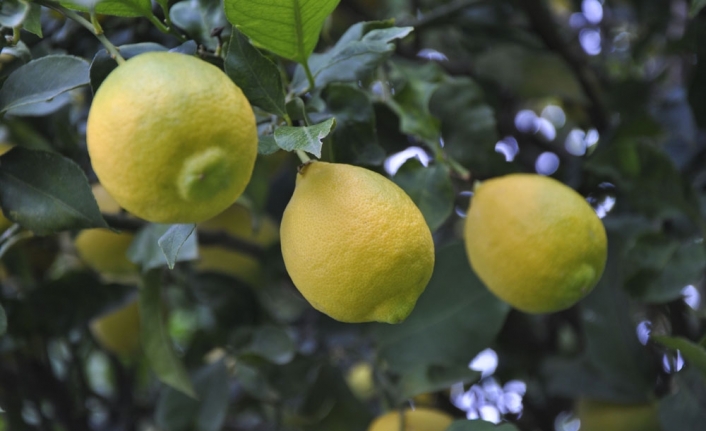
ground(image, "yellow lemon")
xmin=280 ymin=162 xmax=434 ymax=324
xmin=90 ymin=298 xmax=141 ymax=357
xmin=86 ymin=52 xmax=257 ymax=223
xmin=196 ymin=204 xmax=278 ymax=285
xmin=368 ymin=408 xmax=454 ymax=431
xmin=576 ymin=399 xmax=661 ymax=431
xmin=74 ymin=184 xmax=138 ymax=278
xmin=346 ymin=362 xmax=375 ymax=400
xmin=464 ymin=174 xmax=607 ymax=313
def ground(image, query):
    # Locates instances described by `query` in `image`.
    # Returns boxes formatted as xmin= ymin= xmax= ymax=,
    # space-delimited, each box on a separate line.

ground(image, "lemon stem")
xmin=296 ymin=150 xmax=311 ymax=164
xmin=38 ymin=2 xmax=126 ymax=65
xmin=302 ymin=61 xmax=316 ymax=91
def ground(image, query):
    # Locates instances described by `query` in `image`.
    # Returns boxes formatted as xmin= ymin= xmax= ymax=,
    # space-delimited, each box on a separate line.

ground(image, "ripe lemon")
xmin=90 ymin=297 xmax=141 ymax=357
xmin=576 ymin=399 xmax=661 ymax=431
xmin=280 ymin=162 xmax=434 ymax=324
xmin=196 ymin=204 xmax=278 ymax=285
xmin=86 ymin=52 xmax=258 ymax=223
xmin=464 ymin=174 xmax=607 ymax=313
xmin=74 ymin=184 xmax=138 ymax=278
xmin=368 ymin=408 xmax=453 ymax=431
xmin=346 ymin=362 xmax=375 ymax=400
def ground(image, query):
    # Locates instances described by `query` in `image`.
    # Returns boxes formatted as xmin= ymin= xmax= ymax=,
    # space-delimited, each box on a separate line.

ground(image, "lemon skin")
xmin=196 ymin=204 xmax=279 ymax=285
xmin=86 ymin=52 xmax=258 ymax=224
xmin=576 ymin=399 xmax=661 ymax=431
xmin=280 ymin=162 xmax=435 ymax=324
xmin=346 ymin=362 xmax=375 ymax=400
xmin=90 ymin=298 xmax=141 ymax=357
xmin=74 ymin=184 xmax=138 ymax=278
xmin=464 ymin=174 xmax=607 ymax=314
xmin=368 ymin=408 xmax=454 ymax=431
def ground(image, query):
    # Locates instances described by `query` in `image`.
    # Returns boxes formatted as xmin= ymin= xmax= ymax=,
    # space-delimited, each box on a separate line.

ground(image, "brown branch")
xmin=102 ymin=213 xmax=267 ymax=260
xmin=518 ymin=0 xmax=609 ymax=132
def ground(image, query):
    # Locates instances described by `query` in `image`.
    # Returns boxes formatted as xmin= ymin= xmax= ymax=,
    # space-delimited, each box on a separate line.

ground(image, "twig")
xmin=518 ymin=0 xmax=609 ymax=132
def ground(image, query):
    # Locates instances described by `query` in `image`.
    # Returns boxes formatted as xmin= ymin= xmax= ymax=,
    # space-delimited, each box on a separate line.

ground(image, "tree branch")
xmin=518 ymin=0 xmax=609 ymax=132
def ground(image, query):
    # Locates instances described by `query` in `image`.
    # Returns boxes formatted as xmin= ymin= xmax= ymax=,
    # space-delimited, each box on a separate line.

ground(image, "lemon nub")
xmin=177 ymin=147 xmax=230 ymax=202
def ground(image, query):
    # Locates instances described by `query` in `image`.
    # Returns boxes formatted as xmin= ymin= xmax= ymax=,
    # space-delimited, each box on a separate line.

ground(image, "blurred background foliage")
xmin=1 ymin=0 xmax=706 ymax=430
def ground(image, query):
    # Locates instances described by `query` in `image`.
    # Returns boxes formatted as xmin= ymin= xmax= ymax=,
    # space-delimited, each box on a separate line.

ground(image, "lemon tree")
xmin=1 ymin=0 xmax=706 ymax=431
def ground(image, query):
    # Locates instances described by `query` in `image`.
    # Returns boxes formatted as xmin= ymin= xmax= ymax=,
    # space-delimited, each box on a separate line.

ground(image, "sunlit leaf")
xmin=0 ymin=148 xmax=107 ymax=235
xmin=0 ymin=55 xmax=89 ymax=114
xmin=224 ymin=0 xmax=340 ymax=64
xmin=140 ymin=271 xmax=196 ymax=398
xmin=60 ymin=0 xmax=152 ymax=17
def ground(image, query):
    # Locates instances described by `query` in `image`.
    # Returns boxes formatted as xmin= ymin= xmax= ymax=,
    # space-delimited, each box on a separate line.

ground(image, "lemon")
xmin=90 ymin=297 xmax=141 ymax=357
xmin=576 ymin=399 xmax=661 ymax=431
xmin=464 ymin=174 xmax=607 ymax=313
xmin=196 ymin=204 xmax=278 ymax=285
xmin=280 ymin=162 xmax=434 ymax=324
xmin=346 ymin=362 xmax=375 ymax=400
xmin=368 ymin=408 xmax=453 ymax=431
xmin=86 ymin=52 xmax=258 ymax=224
xmin=74 ymin=184 xmax=138 ymax=278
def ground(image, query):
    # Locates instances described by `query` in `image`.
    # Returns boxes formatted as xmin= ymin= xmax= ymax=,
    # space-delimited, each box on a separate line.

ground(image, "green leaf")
xmin=155 ymin=360 xmax=229 ymax=431
xmin=60 ymin=0 xmax=152 ymax=17
xmin=90 ymin=43 xmax=168 ymax=93
xmin=0 ymin=302 xmax=7 ymax=336
xmin=323 ymin=83 xmax=385 ymax=165
xmin=445 ymin=420 xmax=519 ymax=431
xmin=223 ymin=0 xmax=341 ymax=64
xmin=22 ymin=3 xmax=42 ymax=37
xmin=429 ymin=76 xmax=500 ymax=176
xmin=0 ymin=0 xmax=30 ymax=28
xmin=0 ymin=148 xmax=108 ymax=235
xmin=158 ymin=224 xmax=197 ymax=270
xmin=128 ymin=224 xmax=199 ymax=271
xmin=385 ymin=62 xmax=444 ymax=144
xmin=373 ymin=243 xmax=509 ymax=373
xmin=224 ymin=29 xmax=286 ymax=117
xmin=398 ymin=364 xmax=479 ymax=402
xmin=690 ymin=0 xmax=706 ymax=17
xmin=140 ymin=271 xmax=196 ymax=398
xmin=257 ymin=135 xmax=279 ymax=155
xmin=240 ymin=325 xmax=295 ymax=365
xmin=393 ymin=160 xmax=453 ymax=231
xmin=0 ymin=55 xmax=89 ymax=114
xmin=170 ymin=0 xmax=229 ymax=51
xmin=652 ymin=336 xmax=706 ymax=378
xmin=273 ymin=118 xmax=336 ymax=157
xmin=291 ymin=21 xmax=413 ymax=93
xmin=658 ymin=367 xmax=706 ymax=430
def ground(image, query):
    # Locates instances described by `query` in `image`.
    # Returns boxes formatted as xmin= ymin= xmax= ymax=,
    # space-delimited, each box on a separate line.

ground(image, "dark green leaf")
xmin=445 ymin=420 xmax=519 ymax=431
xmin=170 ymin=0 xmax=229 ymax=51
xmin=652 ymin=336 xmax=706 ymax=379
xmin=241 ymin=325 xmax=295 ymax=365
xmin=128 ymin=224 xmax=199 ymax=271
xmin=0 ymin=302 xmax=7 ymax=336
xmin=224 ymin=0 xmax=341 ymax=64
xmin=0 ymin=55 xmax=89 ymax=114
xmin=659 ymin=367 xmax=706 ymax=431
xmin=292 ymin=22 xmax=413 ymax=93
xmin=690 ymin=0 xmax=706 ymax=17
xmin=155 ymin=360 xmax=229 ymax=431
xmin=90 ymin=43 xmax=168 ymax=93
xmin=429 ymin=76 xmax=501 ymax=175
xmin=158 ymin=224 xmax=197 ymax=270
xmin=373 ymin=243 xmax=509 ymax=373
xmin=0 ymin=148 xmax=108 ymax=235
xmin=393 ymin=160 xmax=453 ymax=231
xmin=274 ymin=118 xmax=336 ymax=157
xmin=59 ymin=0 xmax=152 ymax=17
xmin=5 ymin=92 xmax=72 ymax=117
xmin=398 ymin=364 xmax=479 ymax=402
xmin=0 ymin=0 xmax=29 ymax=28
xmin=224 ymin=29 xmax=286 ymax=117
xmin=324 ymin=84 xmax=385 ymax=165
xmin=140 ymin=271 xmax=196 ymax=398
